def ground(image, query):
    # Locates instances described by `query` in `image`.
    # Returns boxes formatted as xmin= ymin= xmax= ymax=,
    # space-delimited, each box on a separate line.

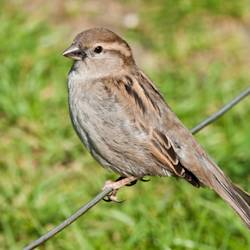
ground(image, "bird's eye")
xmin=94 ymin=46 xmax=103 ymax=54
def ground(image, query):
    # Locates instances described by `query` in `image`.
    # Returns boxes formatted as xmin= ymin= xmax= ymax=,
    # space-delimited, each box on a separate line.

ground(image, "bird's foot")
xmin=102 ymin=176 xmax=137 ymax=203
xmin=141 ymin=177 xmax=150 ymax=182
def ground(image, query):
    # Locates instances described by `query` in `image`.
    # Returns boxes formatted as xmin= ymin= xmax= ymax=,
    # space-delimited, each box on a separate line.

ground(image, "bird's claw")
xmin=103 ymin=195 xmax=124 ymax=203
xmin=125 ymin=179 xmax=137 ymax=186
xmin=101 ymin=176 xmax=137 ymax=203
xmin=103 ymin=189 xmax=125 ymax=203
xmin=141 ymin=177 xmax=150 ymax=182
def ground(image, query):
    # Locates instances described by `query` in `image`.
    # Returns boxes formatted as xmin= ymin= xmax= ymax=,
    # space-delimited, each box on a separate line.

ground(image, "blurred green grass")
xmin=0 ymin=0 xmax=249 ymax=249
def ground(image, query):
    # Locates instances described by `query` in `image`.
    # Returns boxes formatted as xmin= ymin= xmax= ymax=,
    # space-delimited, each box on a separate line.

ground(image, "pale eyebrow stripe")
xmin=97 ymin=42 xmax=131 ymax=57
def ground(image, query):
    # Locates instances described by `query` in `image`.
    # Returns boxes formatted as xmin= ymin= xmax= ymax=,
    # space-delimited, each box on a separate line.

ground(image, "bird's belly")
xmin=68 ymin=89 xmax=152 ymax=177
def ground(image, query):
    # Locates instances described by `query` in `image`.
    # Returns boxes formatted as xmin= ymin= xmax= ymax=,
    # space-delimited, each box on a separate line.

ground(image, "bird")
xmin=63 ymin=27 xmax=250 ymax=229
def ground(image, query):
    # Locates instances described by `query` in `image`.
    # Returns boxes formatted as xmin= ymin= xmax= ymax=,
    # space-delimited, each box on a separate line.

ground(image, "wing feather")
xmin=111 ymin=71 xmax=201 ymax=187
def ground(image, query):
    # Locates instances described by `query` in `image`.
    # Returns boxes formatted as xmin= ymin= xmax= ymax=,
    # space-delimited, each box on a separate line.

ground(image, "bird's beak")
xmin=63 ymin=44 xmax=85 ymax=60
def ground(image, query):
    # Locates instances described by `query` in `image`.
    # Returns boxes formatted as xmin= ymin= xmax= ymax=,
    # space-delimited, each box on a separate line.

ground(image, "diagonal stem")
xmin=23 ymin=188 xmax=113 ymax=250
xmin=191 ymin=87 xmax=249 ymax=134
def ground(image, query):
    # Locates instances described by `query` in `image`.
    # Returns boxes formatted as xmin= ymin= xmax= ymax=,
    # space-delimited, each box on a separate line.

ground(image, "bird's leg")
xmin=102 ymin=176 xmax=137 ymax=202
xmin=114 ymin=176 xmax=150 ymax=186
xmin=115 ymin=176 xmax=138 ymax=186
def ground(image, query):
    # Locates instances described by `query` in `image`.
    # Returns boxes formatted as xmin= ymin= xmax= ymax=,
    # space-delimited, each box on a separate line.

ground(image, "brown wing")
xmin=108 ymin=70 xmax=201 ymax=187
xmin=150 ymin=128 xmax=200 ymax=187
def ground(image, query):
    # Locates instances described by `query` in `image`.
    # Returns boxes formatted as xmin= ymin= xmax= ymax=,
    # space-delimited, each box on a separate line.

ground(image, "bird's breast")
xmin=68 ymin=75 xmax=133 ymax=146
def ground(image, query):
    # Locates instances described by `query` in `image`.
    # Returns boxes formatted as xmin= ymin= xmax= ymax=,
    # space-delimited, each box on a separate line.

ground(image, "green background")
xmin=0 ymin=0 xmax=249 ymax=249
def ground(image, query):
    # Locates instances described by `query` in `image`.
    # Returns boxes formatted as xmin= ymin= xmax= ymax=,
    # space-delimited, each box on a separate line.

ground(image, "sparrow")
xmin=63 ymin=27 xmax=250 ymax=228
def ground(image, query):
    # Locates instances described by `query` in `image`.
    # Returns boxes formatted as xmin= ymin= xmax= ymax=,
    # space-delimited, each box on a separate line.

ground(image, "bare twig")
xmin=191 ymin=87 xmax=250 ymax=134
xmin=24 ymin=188 xmax=113 ymax=250
xmin=24 ymin=87 xmax=250 ymax=250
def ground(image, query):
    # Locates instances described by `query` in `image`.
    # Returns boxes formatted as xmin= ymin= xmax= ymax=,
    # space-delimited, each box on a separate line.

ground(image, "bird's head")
xmin=63 ymin=28 xmax=135 ymax=76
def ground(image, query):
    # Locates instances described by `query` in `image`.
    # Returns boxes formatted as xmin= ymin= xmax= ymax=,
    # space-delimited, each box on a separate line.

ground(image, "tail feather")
xmin=233 ymin=184 xmax=250 ymax=205
xmin=211 ymin=171 xmax=250 ymax=229
xmin=195 ymin=154 xmax=250 ymax=229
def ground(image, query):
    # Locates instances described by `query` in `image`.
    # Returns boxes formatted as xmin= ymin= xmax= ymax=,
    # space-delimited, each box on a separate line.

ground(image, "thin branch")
xmin=191 ymin=87 xmax=250 ymax=134
xmin=24 ymin=188 xmax=113 ymax=250
xmin=24 ymin=87 xmax=250 ymax=250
